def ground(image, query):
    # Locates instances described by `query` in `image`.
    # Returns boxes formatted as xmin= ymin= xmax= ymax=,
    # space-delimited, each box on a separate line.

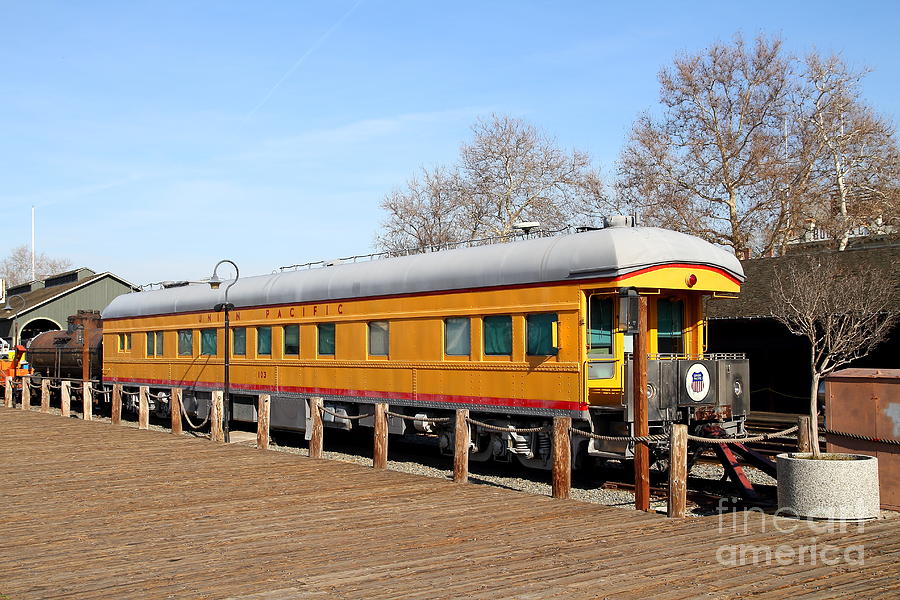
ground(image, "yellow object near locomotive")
xmin=102 ymin=221 xmax=746 ymax=468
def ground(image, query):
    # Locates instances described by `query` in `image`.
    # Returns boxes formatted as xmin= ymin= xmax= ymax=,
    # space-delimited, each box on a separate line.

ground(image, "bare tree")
xmin=375 ymin=167 xmax=470 ymax=254
xmin=799 ymin=54 xmax=900 ymax=250
xmin=375 ymin=115 xmax=606 ymax=253
xmin=770 ymin=254 xmax=897 ymax=455
xmin=460 ymin=114 xmax=600 ymax=237
xmin=0 ymin=244 xmax=72 ymax=287
xmin=617 ymin=34 xmax=799 ymax=256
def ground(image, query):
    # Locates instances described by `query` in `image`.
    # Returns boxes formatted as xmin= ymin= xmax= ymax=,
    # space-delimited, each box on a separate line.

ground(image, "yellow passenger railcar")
xmin=102 ymin=220 xmax=746 ymax=468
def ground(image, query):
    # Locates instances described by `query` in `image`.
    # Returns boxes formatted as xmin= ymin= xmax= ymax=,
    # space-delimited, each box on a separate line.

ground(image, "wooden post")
xmin=552 ymin=416 xmax=572 ymax=499
xmin=170 ymin=388 xmax=183 ymax=435
xmin=4 ymin=376 xmax=13 ymax=408
xmin=797 ymin=415 xmax=812 ymax=453
xmin=138 ymin=386 xmax=150 ymax=430
xmin=21 ymin=375 xmax=31 ymax=411
xmin=308 ymin=397 xmax=324 ymax=458
xmin=40 ymin=379 xmax=50 ymax=413
xmin=111 ymin=384 xmax=122 ymax=425
xmin=210 ymin=391 xmax=224 ymax=442
xmin=82 ymin=381 xmax=93 ymax=420
xmin=373 ymin=402 xmax=389 ymax=469
xmin=21 ymin=376 xmax=31 ymax=411
xmin=667 ymin=424 xmax=688 ymax=518
xmin=633 ymin=295 xmax=650 ymax=512
xmin=61 ymin=381 xmax=71 ymax=417
xmin=453 ymin=409 xmax=470 ymax=483
xmin=257 ymin=394 xmax=270 ymax=450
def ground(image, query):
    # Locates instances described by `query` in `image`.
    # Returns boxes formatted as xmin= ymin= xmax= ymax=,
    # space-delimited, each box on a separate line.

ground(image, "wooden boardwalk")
xmin=1 ymin=408 xmax=898 ymax=599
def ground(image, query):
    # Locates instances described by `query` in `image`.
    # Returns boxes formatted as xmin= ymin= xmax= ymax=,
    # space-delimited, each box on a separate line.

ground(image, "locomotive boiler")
xmin=26 ymin=310 xmax=103 ymax=381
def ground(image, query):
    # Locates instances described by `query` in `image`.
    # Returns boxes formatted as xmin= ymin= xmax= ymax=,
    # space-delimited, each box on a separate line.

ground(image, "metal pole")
xmin=209 ymin=259 xmax=239 ymax=444
xmin=223 ymin=301 xmax=230 ymax=443
xmin=31 ymin=205 xmax=36 ymax=282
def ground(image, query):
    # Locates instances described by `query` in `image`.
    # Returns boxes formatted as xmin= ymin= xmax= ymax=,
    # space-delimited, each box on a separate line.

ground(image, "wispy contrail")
xmin=247 ymin=0 xmax=365 ymax=118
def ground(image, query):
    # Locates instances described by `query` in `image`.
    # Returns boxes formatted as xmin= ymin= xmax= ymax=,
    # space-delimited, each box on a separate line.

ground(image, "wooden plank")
xmin=453 ymin=409 xmax=469 ymax=483
xmin=257 ymin=394 xmax=270 ymax=450
xmin=0 ymin=409 xmax=898 ymax=600
xmin=82 ymin=381 xmax=93 ymax=420
xmin=21 ymin=375 xmax=30 ymax=410
xmin=373 ymin=402 xmax=388 ymax=469
xmin=111 ymin=384 xmax=122 ymax=425
xmin=170 ymin=388 xmax=183 ymax=435
xmin=138 ymin=386 xmax=149 ymax=430
xmin=210 ymin=391 xmax=224 ymax=443
xmin=60 ymin=381 xmax=71 ymax=418
xmin=634 ymin=295 xmax=650 ymax=512
xmin=797 ymin=415 xmax=811 ymax=453
xmin=4 ymin=376 xmax=13 ymax=408
xmin=667 ymin=424 xmax=687 ymax=518
xmin=308 ymin=397 xmax=323 ymax=458
xmin=552 ymin=416 xmax=571 ymax=499
xmin=40 ymin=379 xmax=50 ymax=413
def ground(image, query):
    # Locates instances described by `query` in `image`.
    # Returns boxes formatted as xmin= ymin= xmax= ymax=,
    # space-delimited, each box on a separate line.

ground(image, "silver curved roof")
xmin=102 ymin=226 xmax=744 ymax=319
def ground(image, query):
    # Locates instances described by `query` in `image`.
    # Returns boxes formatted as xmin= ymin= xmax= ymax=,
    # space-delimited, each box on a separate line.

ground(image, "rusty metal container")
xmin=26 ymin=311 xmax=103 ymax=380
xmin=825 ymin=368 xmax=900 ymax=511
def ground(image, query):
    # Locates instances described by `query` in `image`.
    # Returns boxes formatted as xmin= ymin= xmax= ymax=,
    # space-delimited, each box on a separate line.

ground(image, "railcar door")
xmin=584 ymin=294 xmax=621 ymax=408
xmin=655 ymin=297 xmax=685 ymax=355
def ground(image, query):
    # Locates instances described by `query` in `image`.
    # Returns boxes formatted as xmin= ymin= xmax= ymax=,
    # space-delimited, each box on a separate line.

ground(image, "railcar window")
xmin=117 ymin=333 xmax=125 ymax=352
xmin=587 ymin=296 xmax=614 ymax=378
xmin=178 ymin=330 xmax=193 ymax=356
xmin=200 ymin=329 xmax=217 ymax=355
xmin=368 ymin=321 xmax=389 ymax=356
xmin=284 ymin=325 xmax=300 ymax=355
xmin=657 ymin=299 xmax=684 ymax=354
xmin=125 ymin=333 xmax=132 ymax=350
xmin=146 ymin=332 xmax=155 ymax=356
xmin=483 ymin=315 xmax=512 ymax=355
xmin=232 ymin=327 xmax=246 ymax=356
xmin=155 ymin=331 xmax=164 ymax=356
xmin=257 ymin=326 xmax=272 ymax=356
xmin=526 ymin=313 xmax=558 ymax=356
xmin=444 ymin=318 xmax=471 ymax=356
xmin=588 ymin=297 xmax=613 ymax=356
xmin=318 ymin=323 xmax=335 ymax=356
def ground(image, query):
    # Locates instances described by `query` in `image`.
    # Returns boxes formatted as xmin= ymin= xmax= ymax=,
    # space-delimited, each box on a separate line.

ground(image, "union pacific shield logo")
xmin=692 ymin=371 xmax=704 ymax=393
xmin=685 ymin=363 xmax=711 ymax=402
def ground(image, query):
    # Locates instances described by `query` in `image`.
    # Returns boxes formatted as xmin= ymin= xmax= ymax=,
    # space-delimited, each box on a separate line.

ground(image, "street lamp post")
xmin=3 ymin=295 xmax=26 ymax=348
xmin=208 ymin=260 xmax=239 ymax=443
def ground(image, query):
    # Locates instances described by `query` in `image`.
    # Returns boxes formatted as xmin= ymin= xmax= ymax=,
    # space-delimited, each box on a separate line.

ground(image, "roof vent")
xmin=605 ymin=215 xmax=636 ymax=228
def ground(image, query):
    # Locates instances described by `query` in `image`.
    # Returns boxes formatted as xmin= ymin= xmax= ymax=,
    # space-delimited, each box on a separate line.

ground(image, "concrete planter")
xmin=777 ymin=453 xmax=880 ymax=520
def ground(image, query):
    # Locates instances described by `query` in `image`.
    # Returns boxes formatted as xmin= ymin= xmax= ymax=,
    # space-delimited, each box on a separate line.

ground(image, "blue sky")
xmin=3 ymin=0 xmax=899 ymax=284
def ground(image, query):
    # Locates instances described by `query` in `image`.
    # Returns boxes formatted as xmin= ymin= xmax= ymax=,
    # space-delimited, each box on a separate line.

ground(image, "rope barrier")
xmin=180 ymin=399 xmax=211 ymax=430
xmin=687 ymin=425 xmax=798 ymax=444
xmin=825 ymin=428 xmax=900 ymax=446
xmin=569 ymin=428 xmax=669 ymax=443
xmin=384 ymin=410 xmax=452 ymax=423
xmin=319 ymin=405 xmax=373 ymax=421
xmin=148 ymin=391 xmax=168 ymax=400
xmin=88 ymin=384 xmax=112 ymax=397
xmin=465 ymin=417 xmax=550 ymax=434
xmin=48 ymin=382 xmax=62 ymax=390
xmin=121 ymin=389 xmax=140 ymax=397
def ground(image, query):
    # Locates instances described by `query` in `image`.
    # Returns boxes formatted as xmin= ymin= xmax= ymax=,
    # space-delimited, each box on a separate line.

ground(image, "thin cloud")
xmin=235 ymin=106 xmax=490 ymax=162
xmin=246 ymin=0 xmax=365 ymax=118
